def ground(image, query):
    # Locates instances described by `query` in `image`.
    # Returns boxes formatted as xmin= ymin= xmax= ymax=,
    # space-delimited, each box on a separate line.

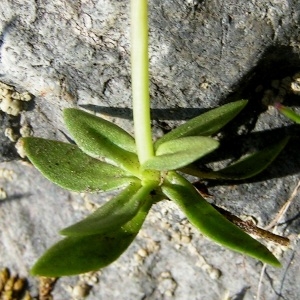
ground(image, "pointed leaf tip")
xmin=63 ymin=108 xmax=136 ymax=153
xmin=155 ymin=100 xmax=247 ymax=148
xmin=63 ymin=108 xmax=140 ymax=174
xmin=31 ymin=199 xmax=152 ymax=276
xmin=182 ymin=136 xmax=289 ymax=180
xmin=22 ymin=137 xmax=137 ymax=192
xmin=142 ymin=136 xmax=219 ymax=171
xmin=162 ymin=172 xmax=281 ymax=267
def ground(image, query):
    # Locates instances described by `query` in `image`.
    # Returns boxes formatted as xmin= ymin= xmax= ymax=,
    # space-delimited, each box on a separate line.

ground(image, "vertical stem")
xmin=131 ymin=0 xmax=154 ymax=164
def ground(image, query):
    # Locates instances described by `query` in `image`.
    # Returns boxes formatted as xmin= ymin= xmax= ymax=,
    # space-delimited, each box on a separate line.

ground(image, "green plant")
xmin=274 ymin=102 xmax=300 ymax=124
xmin=21 ymin=0 xmax=288 ymax=276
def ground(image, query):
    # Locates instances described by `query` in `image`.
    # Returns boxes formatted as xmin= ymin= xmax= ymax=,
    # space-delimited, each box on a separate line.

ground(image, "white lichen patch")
xmin=147 ymin=199 xmax=222 ymax=277
xmin=134 ymin=234 xmax=161 ymax=264
xmin=71 ymin=282 xmax=91 ymax=299
xmin=62 ymin=271 xmax=100 ymax=300
xmin=0 ymin=168 xmax=14 ymax=200
xmin=38 ymin=276 xmax=57 ymax=300
xmin=79 ymin=271 xmax=99 ymax=286
xmin=0 ymin=168 xmax=14 ymax=181
xmin=157 ymin=271 xmax=178 ymax=297
xmin=146 ymin=202 xmax=221 ymax=280
xmin=0 ymin=188 xmax=7 ymax=200
xmin=291 ymin=72 xmax=300 ymax=95
xmin=11 ymin=123 xmax=33 ymax=158
xmin=15 ymin=139 xmax=27 ymax=158
xmin=0 ymin=267 xmax=32 ymax=299
xmin=4 ymin=127 xmax=19 ymax=142
xmin=5 ymin=123 xmax=32 ymax=144
xmin=70 ymin=192 xmax=100 ymax=213
xmin=170 ymin=219 xmax=193 ymax=250
xmin=20 ymin=124 xmax=33 ymax=137
xmin=187 ymin=244 xmax=222 ymax=280
xmin=261 ymin=76 xmax=292 ymax=106
xmin=0 ymin=82 xmax=32 ymax=116
xmin=260 ymin=72 xmax=300 ymax=107
xmin=137 ymin=248 xmax=148 ymax=258
xmin=134 ymin=248 xmax=148 ymax=263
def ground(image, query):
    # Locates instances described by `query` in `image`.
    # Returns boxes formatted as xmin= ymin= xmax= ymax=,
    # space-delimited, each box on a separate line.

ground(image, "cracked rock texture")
xmin=0 ymin=0 xmax=300 ymax=299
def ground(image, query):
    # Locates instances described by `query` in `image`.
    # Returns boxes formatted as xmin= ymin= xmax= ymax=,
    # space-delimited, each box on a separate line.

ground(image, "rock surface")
xmin=0 ymin=0 xmax=300 ymax=299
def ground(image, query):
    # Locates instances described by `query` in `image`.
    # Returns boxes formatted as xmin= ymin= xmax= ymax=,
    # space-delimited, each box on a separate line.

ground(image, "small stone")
xmin=200 ymin=82 xmax=209 ymax=89
xmin=2 ymin=290 xmax=13 ymax=300
xmin=137 ymin=248 xmax=148 ymax=258
xmin=171 ymin=232 xmax=181 ymax=242
xmin=20 ymin=124 xmax=33 ymax=137
xmin=160 ymin=271 xmax=171 ymax=278
xmin=15 ymin=139 xmax=27 ymax=158
xmin=0 ymin=81 xmax=32 ymax=115
xmin=23 ymin=291 xmax=33 ymax=300
xmin=291 ymin=81 xmax=300 ymax=95
xmin=147 ymin=240 xmax=160 ymax=253
xmin=0 ymin=268 xmax=9 ymax=291
xmin=0 ymin=188 xmax=7 ymax=200
xmin=0 ymin=169 xmax=14 ymax=181
xmin=180 ymin=235 xmax=191 ymax=244
xmin=4 ymin=276 xmax=15 ymax=291
xmin=208 ymin=268 xmax=222 ymax=280
xmin=164 ymin=290 xmax=173 ymax=297
xmin=20 ymin=92 xmax=32 ymax=101
xmin=13 ymin=277 xmax=25 ymax=292
xmin=5 ymin=127 xmax=19 ymax=142
xmin=134 ymin=253 xmax=143 ymax=262
xmin=161 ymin=221 xmax=171 ymax=230
xmin=72 ymin=282 xmax=91 ymax=298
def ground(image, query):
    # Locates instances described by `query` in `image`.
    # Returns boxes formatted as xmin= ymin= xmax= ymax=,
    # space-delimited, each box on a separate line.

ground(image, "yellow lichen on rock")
xmin=0 ymin=82 xmax=32 ymax=116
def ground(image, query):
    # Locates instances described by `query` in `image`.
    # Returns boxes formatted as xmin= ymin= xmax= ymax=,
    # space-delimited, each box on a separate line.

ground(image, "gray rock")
xmin=0 ymin=0 xmax=299 ymax=299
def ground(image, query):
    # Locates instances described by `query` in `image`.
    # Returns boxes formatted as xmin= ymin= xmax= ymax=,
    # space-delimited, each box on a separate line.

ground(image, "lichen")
xmin=0 ymin=82 xmax=32 ymax=116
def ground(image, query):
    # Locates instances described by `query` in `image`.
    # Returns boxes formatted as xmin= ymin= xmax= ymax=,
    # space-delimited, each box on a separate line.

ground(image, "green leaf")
xmin=182 ymin=137 xmax=289 ymax=180
xmin=61 ymin=182 xmax=154 ymax=236
xmin=142 ymin=136 xmax=219 ymax=171
xmin=162 ymin=171 xmax=281 ymax=267
xmin=64 ymin=108 xmax=136 ymax=152
xmin=155 ymin=100 xmax=247 ymax=149
xmin=21 ymin=137 xmax=137 ymax=192
xmin=275 ymin=103 xmax=300 ymax=124
xmin=63 ymin=108 xmax=140 ymax=175
xmin=31 ymin=198 xmax=152 ymax=276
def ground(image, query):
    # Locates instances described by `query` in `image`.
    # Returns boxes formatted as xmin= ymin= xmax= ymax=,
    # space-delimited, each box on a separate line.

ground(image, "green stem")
xmin=131 ymin=0 xmax=154 ymax=164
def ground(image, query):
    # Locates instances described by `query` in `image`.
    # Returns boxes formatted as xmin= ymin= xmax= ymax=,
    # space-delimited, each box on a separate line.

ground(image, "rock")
xmin=0 ymin=0 xmax=299 ymax=299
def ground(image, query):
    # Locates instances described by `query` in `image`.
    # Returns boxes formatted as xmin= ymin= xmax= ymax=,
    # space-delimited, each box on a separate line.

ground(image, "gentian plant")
xmin=21 ymin=0 xmax=289 ymax=276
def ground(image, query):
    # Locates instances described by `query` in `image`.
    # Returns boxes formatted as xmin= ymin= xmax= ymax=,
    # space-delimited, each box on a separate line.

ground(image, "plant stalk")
xmin=130 ymin=0 xmax=154 ymax=164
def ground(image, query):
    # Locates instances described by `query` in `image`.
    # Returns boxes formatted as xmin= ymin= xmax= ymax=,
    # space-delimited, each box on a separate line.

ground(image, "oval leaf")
xmin=182 ymin=137 xmax=289 ymax=180
xmin=64 ymin=108 xmax=136 ymax=152
xmin=61 ymin=182 xmax=154 ymax=236
xmin=162 ymin=172 xmax=280 ymax=267
xmin=63 ymin=108 xmax=140 ymax=175
xmin=21 ymin=137 xmax=137 ymax=192
xmin=142 ymin=136 xmax=219 ymax=171
xmin=30 ymin=199 xmax=152 ymax=276
xmin=155 ymin=100 xmax=247 ymax=149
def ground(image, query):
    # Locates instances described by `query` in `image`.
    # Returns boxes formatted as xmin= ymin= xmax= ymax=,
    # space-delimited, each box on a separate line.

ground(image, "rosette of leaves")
xmin=21 ymin=100 xmax=289 ymax=276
